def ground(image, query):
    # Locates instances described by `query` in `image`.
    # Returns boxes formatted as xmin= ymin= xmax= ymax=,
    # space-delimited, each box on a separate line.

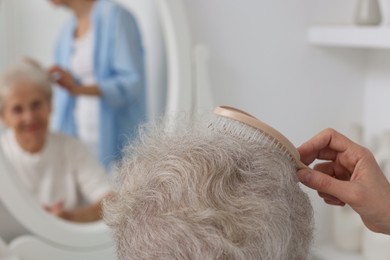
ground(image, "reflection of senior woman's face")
xmin=0 ymin=61 xmax=52 ymax=153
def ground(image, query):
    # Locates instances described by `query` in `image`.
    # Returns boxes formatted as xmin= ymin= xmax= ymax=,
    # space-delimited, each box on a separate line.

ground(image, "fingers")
xmin=298 ymin=129 xmax=349 ymax=164
xmin=297 ymin=168 xmax=353 ymax=204
xmin=44 ymin=201 xmax=65 ymax=216
xmin=314 ymin=161 xmax=351 ymax=181
xmin=47 ymin=66 xmax=65 ymax=81
xmin=313 ymin=162 xmax=335 ymax=176
xmin=47 ymin=65 xmax=62 ymax=74
xmin=52 ymin=201 xmax=64 ymax=209
xmin=50 ymin=72 xmax=62 ymax=81
xmin=318 ymin=191 xmax=345 ymax=206
xmin=298 ymin=129 xmax=365 ymax=171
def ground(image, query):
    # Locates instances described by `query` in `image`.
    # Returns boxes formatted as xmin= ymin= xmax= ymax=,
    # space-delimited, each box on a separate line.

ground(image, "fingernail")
xmin=297 ymin=170 xmax=311 ymax=184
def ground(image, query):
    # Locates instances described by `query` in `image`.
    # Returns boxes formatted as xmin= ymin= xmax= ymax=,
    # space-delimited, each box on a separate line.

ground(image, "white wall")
xmin=182 ymin=0 xmax=367 ymax=246
xmin=364 ymin=51 xmax=390 ymax=149
xmin=184 ymin=0 xmax=366 ymax=145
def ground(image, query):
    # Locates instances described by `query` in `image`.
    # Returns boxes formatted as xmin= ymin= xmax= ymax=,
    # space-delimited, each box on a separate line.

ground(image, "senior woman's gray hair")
xmin=0 ymin=57 xmax=52 ymax=111
xmin=103 ymin=116 xmax=314 ymax=260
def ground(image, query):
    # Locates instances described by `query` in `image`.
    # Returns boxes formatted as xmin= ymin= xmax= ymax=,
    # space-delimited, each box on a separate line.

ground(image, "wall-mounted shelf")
xmin=308 ymin=26 xmax=390 ymax=49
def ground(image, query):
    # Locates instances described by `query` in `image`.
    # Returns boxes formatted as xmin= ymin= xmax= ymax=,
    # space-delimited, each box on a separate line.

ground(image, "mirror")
xmin=0 ymin=0 xmax=206 ymax=258
xmin=0 ymin=0 xmax=167 ymax=124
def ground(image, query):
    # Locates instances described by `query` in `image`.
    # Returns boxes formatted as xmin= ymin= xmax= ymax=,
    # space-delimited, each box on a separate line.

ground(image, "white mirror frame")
xmin=157 ymin=0 xmax=193 ymax=116
xmin=0 ymin=145 xmax=111 ymax=248
xmin=0 ymin=0 xmax=200 ymax=258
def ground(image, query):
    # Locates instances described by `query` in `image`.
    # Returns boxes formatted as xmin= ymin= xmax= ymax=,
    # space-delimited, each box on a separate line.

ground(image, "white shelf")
xmin=312 ymin=243 xmax=363 ymax=260
xmin=308 ymin=26 xmax=390 ymax=49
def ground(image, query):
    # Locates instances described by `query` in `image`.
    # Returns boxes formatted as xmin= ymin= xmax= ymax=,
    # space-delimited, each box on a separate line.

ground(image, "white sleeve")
xmin=68 ymin=139 xmax=111 ymax=203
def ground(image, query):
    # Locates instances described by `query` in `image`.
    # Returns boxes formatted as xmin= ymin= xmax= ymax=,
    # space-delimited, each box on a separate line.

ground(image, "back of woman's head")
xmin=104 ymin=117 xmax=314 ymax=260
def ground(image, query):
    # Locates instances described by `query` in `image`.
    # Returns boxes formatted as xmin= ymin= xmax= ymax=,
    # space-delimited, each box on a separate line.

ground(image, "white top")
xmin=71 ymin=29 xmax=99 ymax=153
xmin=0 ymin=130 xmax=110 ymax=209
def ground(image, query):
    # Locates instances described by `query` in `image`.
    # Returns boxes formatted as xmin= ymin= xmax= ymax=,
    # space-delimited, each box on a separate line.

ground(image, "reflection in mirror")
xmin=0 ymin=143 xmax=114 ymax=257
xmin=0 ymin=58 xmax=111 ymax=223
xmin=0 ymin=0 xmax=167 ymax=169
xmin=0 ymin=0 xmax=175 ymax=216
xmin=49 ymin=0 xmax=150 ymax=170
xmin=0 ymin=0 xmax=204 ymax=258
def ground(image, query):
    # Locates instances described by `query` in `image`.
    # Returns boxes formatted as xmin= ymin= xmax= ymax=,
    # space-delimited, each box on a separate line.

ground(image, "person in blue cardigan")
xmin=48 ymin=0 xmax=146 ymax=170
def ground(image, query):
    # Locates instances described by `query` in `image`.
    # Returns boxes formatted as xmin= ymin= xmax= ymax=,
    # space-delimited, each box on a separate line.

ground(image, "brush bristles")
xmin=210 ymin=115 xmax=296 ymax=165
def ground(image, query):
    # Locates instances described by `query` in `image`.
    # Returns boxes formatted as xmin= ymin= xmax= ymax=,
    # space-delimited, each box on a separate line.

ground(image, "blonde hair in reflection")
xmin=103 ymin=115 xmax=314 ymax=260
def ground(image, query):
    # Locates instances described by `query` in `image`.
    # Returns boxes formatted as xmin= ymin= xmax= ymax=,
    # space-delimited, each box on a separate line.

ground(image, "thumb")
xmin=297 ymin=168 xmax=351 ymax=202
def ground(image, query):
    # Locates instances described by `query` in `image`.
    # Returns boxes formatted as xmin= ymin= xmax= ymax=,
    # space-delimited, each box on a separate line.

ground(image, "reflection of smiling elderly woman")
xmin=0 ymin=58 xmax=110 ymax=222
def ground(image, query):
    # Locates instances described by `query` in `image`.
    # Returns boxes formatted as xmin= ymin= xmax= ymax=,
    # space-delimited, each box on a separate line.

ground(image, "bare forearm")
xmin=71 ymin=84 xmax=101 ymax=96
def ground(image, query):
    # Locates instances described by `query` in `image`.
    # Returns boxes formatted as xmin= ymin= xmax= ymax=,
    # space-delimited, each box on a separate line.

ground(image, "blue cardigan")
xmin=52 ymin=0 xmax=146 ymax=169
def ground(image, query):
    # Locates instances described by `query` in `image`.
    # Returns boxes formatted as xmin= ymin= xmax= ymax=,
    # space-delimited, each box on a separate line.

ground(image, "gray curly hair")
xmin=103 ymin=115 xmax=314 ymax=260
xmin=0 ymin=57 xmax=52 ymax=112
